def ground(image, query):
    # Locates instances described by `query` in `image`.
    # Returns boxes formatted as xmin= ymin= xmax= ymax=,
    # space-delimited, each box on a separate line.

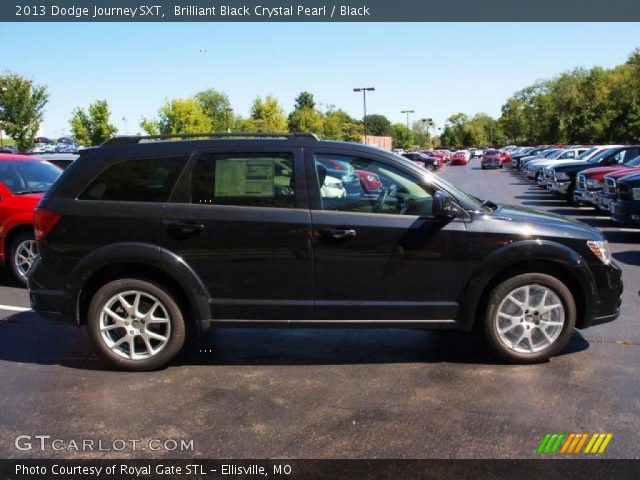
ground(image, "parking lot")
xmin=0 ymin=156 xmax=638 ymax=460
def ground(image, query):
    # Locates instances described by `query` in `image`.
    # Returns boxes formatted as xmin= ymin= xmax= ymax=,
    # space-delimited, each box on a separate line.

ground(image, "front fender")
xmin=68 ymin=242 xmax=210 ymax=326
xmin=457 ymin=240 xmax=596 ymax=330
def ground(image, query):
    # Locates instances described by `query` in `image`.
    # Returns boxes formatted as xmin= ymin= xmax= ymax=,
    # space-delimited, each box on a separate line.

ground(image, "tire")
xmin=481 ymin=165 xmax=486 ymax=170
xmin=484 ymin=273 xmax=576 ymax=364
xmin=87 ymin=278 xmax=186 ymax=371
xmin=427 ymin=164 xmax=435 ymax=171
xmin=499 ymin=164 xmax=504 ymax=169
xmin=8 ymin=231 xmax=38 ymax=287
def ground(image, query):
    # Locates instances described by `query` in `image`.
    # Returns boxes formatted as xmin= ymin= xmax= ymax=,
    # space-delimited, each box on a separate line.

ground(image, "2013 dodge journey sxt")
xmin=28 ymin=133 xmax=623 ymax=370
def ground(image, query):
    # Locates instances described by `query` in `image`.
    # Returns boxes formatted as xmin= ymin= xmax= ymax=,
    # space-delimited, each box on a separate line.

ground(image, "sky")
xmin=0 ymin=22 xmax=638 ymax=137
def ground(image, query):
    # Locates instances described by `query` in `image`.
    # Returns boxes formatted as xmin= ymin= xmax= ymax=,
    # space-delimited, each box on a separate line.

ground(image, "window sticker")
xmin=214 ymin=158 xmax=275 ymax=197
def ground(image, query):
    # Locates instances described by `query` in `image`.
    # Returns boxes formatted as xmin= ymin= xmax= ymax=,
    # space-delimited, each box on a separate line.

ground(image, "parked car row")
xmin=513 ymin=144 xmax=640 ymax=227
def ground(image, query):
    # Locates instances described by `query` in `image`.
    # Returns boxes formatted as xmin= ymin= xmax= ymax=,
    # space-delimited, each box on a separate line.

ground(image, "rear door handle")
xmin=163 ymin=219 xmax=205 ymax=233
xmin=319 ymin=228 xmax=357 ymax=240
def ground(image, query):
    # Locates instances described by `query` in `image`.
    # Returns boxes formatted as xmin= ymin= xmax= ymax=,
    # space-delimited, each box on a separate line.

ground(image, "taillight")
xmin=34 ymin=208 xmax=61 ymax=240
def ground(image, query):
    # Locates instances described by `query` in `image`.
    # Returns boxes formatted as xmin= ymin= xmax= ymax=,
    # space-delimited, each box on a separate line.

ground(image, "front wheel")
xmin=87 ymin=279 xmax=186 ymax=371
xmin=484 ymin=273 xmax=576 ymax=363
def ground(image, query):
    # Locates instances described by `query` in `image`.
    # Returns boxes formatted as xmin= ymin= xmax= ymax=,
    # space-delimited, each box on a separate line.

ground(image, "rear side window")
xmin=80 ymin=157 xmax=187 ymax=202
xmin=191 ymin=152 xmax=295 ymax=208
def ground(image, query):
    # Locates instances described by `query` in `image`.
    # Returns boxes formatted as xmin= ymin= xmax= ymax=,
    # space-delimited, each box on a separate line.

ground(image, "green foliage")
xmin=322 ymin=108 xmax=363 ymax=141
xmin=0 ymin=72 xmax=49 ymax=152
xmin=288 ymin=107 xmax=324 ymax=134
xmin=140 ymin=97 xmax=212 ymax=135
xmin=498 ymin=50 xmax=640 ymax=144
xmin=391 ymin=123 xmax=414 ymax=149
xmin=293 ymin=91 xmax=316 ymax=110
xmin=195 ymin=89 xmax=233 ymax=132
xmin=249 ymin=95 xmax=288 ymax=132
xmin=364 ymin=114 xmax=392 ymax=136
xmin=70 ymin=99 xmax=117 ymax=146
xmin=440 ymin=112 xmax=504 ymax=147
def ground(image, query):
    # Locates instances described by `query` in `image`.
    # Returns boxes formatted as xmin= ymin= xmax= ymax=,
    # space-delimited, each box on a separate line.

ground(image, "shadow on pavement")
xmin=612 ymin=251 xmax=640 ymax=266
xmin=603 ymin=230 xmax=640 ymax=244
xmin=0 ymin=312 xmax=589 ymax=370
xmin=0 ymin=267 xmax=23 ymax=289
xmin=521 ymin=200 xmax=571 ymax=207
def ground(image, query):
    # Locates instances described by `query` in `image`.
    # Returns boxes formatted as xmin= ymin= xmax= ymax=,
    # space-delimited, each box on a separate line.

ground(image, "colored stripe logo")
xmin=537 ymin=433 xmax=613 ymax=454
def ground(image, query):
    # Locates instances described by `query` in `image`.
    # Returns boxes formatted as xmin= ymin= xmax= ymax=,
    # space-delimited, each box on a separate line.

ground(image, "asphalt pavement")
xmin=0 ymin=158 xmax=638 ymax=459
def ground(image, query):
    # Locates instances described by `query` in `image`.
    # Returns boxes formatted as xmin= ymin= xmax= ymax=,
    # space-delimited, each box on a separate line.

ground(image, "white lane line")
xmin=618 ymin=228 xmax=639 ymax=232
xmin=0 ymin=304 xmax=30 ymax=312
xmin=593 ymin=216 xmax=611 ymax=220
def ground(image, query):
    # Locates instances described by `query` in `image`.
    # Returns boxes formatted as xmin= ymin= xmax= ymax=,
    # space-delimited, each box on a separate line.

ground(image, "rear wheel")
xmin=426 ymin=164 xmax=435 ymax=171
xmin=484 ymin=273 xmax=576 ymax=363
xmin=9 ymin=231 xmax=38 ymax=287
xmin=87 ymin=278 xmax=186 ymax=371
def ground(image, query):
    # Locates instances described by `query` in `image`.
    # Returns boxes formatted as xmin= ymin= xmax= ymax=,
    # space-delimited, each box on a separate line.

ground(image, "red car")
xmin=450 ymin=151 xmax=469 ymax=166
xmin=354 ymin=169 xmax=383 ymax=194
xmin=0 ymin=154 xmax=63 ymax=285
xmin=420 ymin=150 xmax=445 ymax=168
xmin=481 ymin=149 xmax=505 ymax=169
xmin=598 ymin=167 xmax=640 ymax=210
xmin=573 ymin=154 xmax=640 ymax=207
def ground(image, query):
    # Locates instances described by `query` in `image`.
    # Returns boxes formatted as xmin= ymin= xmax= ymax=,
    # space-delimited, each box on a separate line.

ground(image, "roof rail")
xmin=101 ymin=132 xmax=319 ymax=147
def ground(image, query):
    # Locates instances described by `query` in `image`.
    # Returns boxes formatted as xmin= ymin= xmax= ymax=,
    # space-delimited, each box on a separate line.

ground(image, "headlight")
xmin=366 ymin=175 xmax=377 ymax=181
xmin=586 ymin=178 xmax=602 ymax=188
xmin=587 ymin=240 xmax=611 ymax=265
xmin=556 ymin=172 xmax=570 ymax=180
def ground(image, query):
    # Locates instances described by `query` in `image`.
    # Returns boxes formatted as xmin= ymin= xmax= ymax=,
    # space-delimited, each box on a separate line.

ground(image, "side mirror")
xmin=433 ymin=191 xmax=461 ymax=219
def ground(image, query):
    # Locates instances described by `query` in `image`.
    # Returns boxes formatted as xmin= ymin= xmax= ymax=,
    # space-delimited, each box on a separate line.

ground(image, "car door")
xmin=306 ymin=148 xmax=469 ymax=323
xmin=161 ymin=147 xmax=314 ymax=321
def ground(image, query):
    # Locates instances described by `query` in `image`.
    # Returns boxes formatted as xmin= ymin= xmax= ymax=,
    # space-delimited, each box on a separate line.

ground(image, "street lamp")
xmin=420 ymin=117 xmax=435 ymax=146
xmin=401 ymin=110 xmax=415 ymax=135
xmin=353 ymin=87 xmax=375 ymax=143
xmin=224 ymin=107 xmax=233 ymax=133
xmin=0 ymin=85 xmax=7 ymax=147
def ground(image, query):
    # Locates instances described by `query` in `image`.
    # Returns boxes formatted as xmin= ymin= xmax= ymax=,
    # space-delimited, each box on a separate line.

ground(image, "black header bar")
xmin=3 ymin=0 xmax=640 ymax=22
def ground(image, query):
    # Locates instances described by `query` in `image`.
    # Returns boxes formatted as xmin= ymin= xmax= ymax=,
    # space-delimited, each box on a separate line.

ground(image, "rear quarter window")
xmin=79 ymin=156 xmax=187 ymax=202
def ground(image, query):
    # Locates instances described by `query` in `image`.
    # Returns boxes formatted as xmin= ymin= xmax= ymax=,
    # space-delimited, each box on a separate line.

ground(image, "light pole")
xmin=420 ymin=118 xmax=434 ymax=146
xmin=122 ymin=116 xmax=128 ymax=135
xmin=0 ymin=85 xmax=7 ymax=147
xmin=353 ymin=87 xmax=375 ymax=143
xmin=224 ymin=107 xmax=233 ymax=133
xmin=401 ymin=110 xmax=415 ymax=135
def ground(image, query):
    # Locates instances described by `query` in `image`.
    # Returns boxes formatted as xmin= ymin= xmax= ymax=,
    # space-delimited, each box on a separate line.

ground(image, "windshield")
xmin=0 ymin=160 xmax=62 ymax=194
xmin=588 ymin=148 xmax=617 ymax=163
xmin=547 ymin=150 xmax=565 ymax=159
xmin=576 ymin=147 xmax=596 ymax=160
xmin=626 ymin=155 xmax=640 ymax=167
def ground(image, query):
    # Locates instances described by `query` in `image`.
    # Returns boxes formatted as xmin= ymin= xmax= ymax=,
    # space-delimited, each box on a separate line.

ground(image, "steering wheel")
xmin=373 ymin=187 xmax=389 ymax=213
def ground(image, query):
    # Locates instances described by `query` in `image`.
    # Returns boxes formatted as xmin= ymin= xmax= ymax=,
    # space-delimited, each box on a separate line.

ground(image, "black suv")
xmin=28 ymin=133 xmax=623 ymax=370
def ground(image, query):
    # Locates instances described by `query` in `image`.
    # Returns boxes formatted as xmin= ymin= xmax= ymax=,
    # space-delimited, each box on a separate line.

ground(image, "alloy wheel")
xmin=99 ymin=290 xmax=172 ymax=360
xmin=495 ymin=284 xmax=565 ymax=354
xmin=14 ymin=239 xmax=38 ymax=278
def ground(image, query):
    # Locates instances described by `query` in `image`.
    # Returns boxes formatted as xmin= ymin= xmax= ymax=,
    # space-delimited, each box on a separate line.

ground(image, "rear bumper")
xmin=611 ymin=200 xmax=640 ymax=225
xmin=29 ymin=288 xmax=77 ymax=325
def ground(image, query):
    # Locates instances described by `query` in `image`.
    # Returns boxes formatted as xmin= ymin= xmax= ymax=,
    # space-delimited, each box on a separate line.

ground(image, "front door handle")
xmin=163 ymin=219 xmax=205 ymax=234
xmin=319 ymin=228 xmax=357 ymax=240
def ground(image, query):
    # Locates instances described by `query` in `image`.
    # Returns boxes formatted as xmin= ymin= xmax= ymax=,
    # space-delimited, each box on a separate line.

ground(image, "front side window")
xmin=80 ymin=156 xmax=187 ymax=202
xmin=191 ymin=152 xmax=295 ymax=208
xmin=314 ymin=154 xmax=433 ymax=216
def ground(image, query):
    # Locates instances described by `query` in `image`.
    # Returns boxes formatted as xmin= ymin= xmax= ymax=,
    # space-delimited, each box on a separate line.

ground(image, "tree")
xmin=0 ymin=72 xmax=48 ymax=152
xmin=288 ymin=91 xmax=323 ymax=134
xmin=69 ymin=100 xmax=117 ymax=146
xmin=249 ymin=95 xmax=288 ymax=132
xmin=293 ymin=91 xmax=315 ymax=110
xmin=322 ymin=108 xmax=363 ymax=142
xmin=140 ymin=97 xmax=212 ymax=135
xmin=364 ymin=114 xmax=392 ymax=136
xmin=391 ymin=123 xmax=414 ymax=149
xmin=195 ymin=89 xmax=232 ymax=132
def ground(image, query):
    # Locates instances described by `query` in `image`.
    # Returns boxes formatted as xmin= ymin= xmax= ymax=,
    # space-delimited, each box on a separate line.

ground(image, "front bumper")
xmin=573 ymin=188 xmax=600 ymax=206
xmin=611 ymin=200 xmax=640 ymax=225
xmin=550 ymin=180 xmax=570 ymax=194
xmin=580 ymin=261 xmax=623 ymax=329
xmin=597 ymin=193 xmax=615 ymax=211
